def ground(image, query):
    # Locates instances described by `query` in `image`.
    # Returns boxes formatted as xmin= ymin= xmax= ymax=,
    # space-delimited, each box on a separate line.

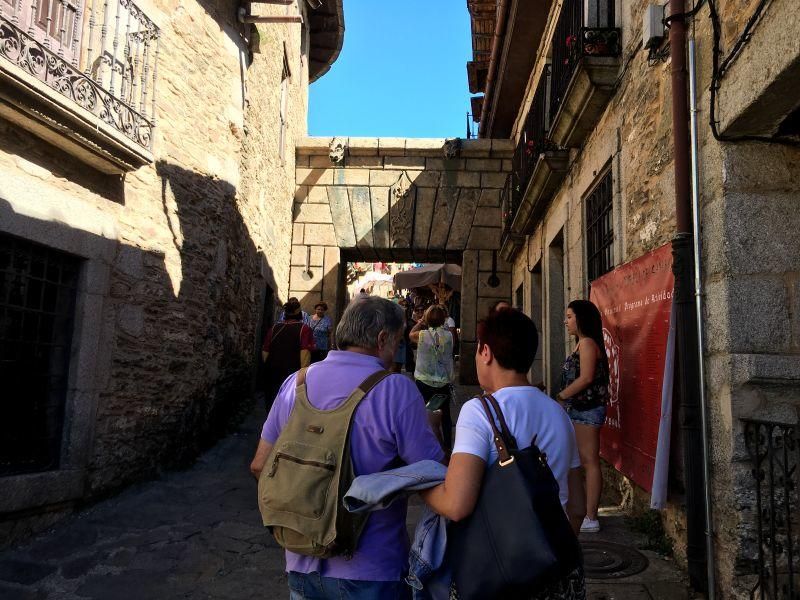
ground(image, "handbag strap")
xmin=483 ymin=393 xmax=517 ymax=450
xmin=477 ymin=394 xmax=515 ymax=467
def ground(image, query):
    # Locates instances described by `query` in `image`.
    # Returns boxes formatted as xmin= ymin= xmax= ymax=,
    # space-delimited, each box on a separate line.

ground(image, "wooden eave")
xmin=468 ymin=0 xmax=497 ymax=65
xmin=483 ymin=0 xmax=553 ymax=137
xmin=308 ymin=0 xmax=344 ymax=83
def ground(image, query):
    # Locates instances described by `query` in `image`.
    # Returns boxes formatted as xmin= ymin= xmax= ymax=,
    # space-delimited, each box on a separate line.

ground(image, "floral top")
xmin=414 ymin=327 xmax=454 ymax=387
xmin=559 ymin=342 xmax=609 ymax=411
xmin=308 ymin=315 xmax=332 ymax=352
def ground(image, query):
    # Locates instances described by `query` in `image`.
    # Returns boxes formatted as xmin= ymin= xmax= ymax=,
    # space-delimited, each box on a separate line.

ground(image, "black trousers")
xmin=415 ymin=380 xmax=453 ymax=452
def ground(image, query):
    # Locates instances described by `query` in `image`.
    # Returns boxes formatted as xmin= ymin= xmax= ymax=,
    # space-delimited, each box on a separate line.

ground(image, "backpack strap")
xmin=341 ymin=369 xmax=392 ymax=409
xmin=294 ymin=367 xmax=390 ymax=413
xmin=477 ymin=394 xmax=515 ymax=467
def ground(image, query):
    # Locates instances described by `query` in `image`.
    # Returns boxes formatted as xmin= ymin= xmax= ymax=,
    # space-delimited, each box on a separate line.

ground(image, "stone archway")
xmin=290 ymin=137 xmax=514 ymax=382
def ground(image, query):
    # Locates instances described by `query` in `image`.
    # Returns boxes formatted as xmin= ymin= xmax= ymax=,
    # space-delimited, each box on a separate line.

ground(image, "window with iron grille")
xmin=585 ymin=169 xmax=614 ymax=282
xmin=0 ymin=234 xmax=81 ymax=476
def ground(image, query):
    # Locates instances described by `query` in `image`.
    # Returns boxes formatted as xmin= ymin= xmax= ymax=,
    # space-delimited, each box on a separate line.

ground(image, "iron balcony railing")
xmin=501 ymin=171 xmax=515 ymax=235
xmin=0 ymin=0 xmax=160 ymax=151
xmin=466 ymin=113 xmax=479 ymax=139
xmin=514 ymin=64 xmax=554 ymax=206
xmin=549 ymin=0 xmax=620 ymax=125
xmin=505 ymin=64 xmax=555 ymax=231
xmin=742 ymin=418 xmax=800 ymax=599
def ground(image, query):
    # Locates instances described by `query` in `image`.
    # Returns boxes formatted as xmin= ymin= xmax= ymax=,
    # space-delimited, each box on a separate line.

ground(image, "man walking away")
xmin=251 ymin=297 xmax=443 ymax=599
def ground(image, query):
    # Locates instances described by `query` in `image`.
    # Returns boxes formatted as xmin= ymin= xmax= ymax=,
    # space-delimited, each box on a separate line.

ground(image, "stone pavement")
xmin=0 ymin=383 xmax=692 ymax=599
xmin=579 ymin=507 xmax=692 ymax=600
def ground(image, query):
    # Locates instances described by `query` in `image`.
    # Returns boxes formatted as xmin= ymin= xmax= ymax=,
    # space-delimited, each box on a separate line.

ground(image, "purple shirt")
xmin=261 ymin=350 xmax=444 ymax=581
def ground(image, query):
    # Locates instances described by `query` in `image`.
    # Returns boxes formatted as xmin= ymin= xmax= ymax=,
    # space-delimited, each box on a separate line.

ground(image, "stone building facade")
xmin=291 ymin=137 xmax=514 ymax=382
xmin=0 ymin=0 xmax=343 ymax=543
xmin=467 ymin=0 xmax=800 ymax=596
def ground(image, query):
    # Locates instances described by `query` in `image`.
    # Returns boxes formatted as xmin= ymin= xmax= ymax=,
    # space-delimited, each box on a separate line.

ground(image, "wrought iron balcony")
xmin=500 ymin=65 xmax=569 ymax=261
xmin=500 ymin=171 xmax=515 ymax=235
xmin=515 ymin=64 xmax=555 ymax=206
xmin=0 ymin=0 xmax=159 ymax=172
xmin=466 ymin=113 xmax=479 ymax=139
xmin=548 ymin=0 xmax=620 ymax=148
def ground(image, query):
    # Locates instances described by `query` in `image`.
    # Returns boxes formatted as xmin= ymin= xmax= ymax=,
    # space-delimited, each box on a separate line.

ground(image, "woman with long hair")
xmin=556 ymin=299 xmax=610 ymax=533
xmin=410 ymin=304 xmax=455 ymax=454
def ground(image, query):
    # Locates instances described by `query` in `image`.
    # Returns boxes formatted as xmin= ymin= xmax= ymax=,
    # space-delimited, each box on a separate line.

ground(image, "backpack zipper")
xmin=269 ymin=453 xmax=335 ymax=476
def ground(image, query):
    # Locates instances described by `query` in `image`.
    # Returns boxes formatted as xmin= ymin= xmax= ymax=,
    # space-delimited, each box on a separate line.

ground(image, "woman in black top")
xmin=556 ymin=299 xmax=609 ymax=533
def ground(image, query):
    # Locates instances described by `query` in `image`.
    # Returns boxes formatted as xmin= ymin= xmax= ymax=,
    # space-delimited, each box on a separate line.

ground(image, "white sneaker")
xmin=580 ymin=517 xmax=600 ymax=533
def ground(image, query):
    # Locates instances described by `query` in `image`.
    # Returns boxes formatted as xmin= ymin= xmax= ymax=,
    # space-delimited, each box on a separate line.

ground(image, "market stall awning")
xmin=393 ymin=264 xmax=462 ymax=291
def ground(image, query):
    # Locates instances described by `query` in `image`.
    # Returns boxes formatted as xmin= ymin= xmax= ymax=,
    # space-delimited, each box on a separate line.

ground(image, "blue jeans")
xmin=288 ymin=572 xmax=411 ymax=600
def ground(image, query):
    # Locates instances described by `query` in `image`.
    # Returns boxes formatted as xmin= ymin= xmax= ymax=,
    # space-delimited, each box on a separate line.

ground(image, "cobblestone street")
xmin=0 ymin=383 xmax=690 ymax=600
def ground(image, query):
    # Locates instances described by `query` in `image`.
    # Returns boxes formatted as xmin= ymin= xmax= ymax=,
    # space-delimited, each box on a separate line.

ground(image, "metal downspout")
xmin=688 ymin=37 xmax=716 ymax=598
xmin=668 ymin=0 xmax=710 ymax=593
xmin=477 ymin=0 xmax=511 ymax=138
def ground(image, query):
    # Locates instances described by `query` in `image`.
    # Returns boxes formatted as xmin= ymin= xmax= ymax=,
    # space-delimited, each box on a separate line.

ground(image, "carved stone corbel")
xmin=389 ymin=172 xmax=415 ymax=249
xmin=443 ymin=138 xmax=462 ymax=159
xmin=329 ymin=137 xmax=347 ymax=164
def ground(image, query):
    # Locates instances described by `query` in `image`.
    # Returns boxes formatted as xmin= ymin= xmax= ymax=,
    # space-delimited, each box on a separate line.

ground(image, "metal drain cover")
xmin=581 ymin=540 xmax=649 ymax=579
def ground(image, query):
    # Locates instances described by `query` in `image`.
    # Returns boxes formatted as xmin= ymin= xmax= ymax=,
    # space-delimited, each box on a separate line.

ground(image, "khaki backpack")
xmin=258 ymin=367 xmax=391 ymax=558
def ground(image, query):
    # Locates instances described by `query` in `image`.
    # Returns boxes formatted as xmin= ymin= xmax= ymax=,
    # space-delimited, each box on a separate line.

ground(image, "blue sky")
xmin=309 ymin=0 xmax=473 ymax=138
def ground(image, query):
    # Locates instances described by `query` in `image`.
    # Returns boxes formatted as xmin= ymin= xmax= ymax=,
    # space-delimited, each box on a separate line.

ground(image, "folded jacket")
xmin=344 ymin=460 xmax=450 ymax=600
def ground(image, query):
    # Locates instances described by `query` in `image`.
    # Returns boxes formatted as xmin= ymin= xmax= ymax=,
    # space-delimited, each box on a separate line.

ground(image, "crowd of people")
xmin=254 ymin=291 xmax=609 ymax=600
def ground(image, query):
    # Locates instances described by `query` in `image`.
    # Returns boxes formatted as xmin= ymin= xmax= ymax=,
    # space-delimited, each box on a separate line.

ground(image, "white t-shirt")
xmin=453 ymin=386 xmax=581 ymax=507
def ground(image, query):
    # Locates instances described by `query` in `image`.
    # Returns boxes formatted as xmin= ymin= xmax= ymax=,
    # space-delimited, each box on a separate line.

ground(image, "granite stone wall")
xmin=293 ymin=137 xmax=514 ymax=383
xmin=503 ymin=0 xmax=800 ymax=595
xmin=0 ymin=0 xmax=306 ymax=541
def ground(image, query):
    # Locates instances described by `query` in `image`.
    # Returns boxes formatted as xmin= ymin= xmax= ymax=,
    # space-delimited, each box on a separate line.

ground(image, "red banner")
xmin=589 ymin=244 xmax=674 ymax=492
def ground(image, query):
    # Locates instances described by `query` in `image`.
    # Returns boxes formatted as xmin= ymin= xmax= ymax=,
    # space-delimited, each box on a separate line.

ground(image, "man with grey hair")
xmin=250 ymin=296 xmax=443 ymax=598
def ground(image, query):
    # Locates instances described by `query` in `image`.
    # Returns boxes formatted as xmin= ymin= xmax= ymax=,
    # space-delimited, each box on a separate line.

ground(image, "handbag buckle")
xmin=499 ymin=456 xmax=515 ymax=467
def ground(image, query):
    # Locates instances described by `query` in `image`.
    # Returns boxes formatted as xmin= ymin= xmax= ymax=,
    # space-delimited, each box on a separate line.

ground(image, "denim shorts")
xmin=566 ymin=403 xmax=607 ymax=427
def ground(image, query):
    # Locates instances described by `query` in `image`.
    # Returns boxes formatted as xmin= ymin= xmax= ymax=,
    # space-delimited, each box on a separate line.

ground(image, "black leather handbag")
xmin=447 ymin=393 xmax=582 ymax=600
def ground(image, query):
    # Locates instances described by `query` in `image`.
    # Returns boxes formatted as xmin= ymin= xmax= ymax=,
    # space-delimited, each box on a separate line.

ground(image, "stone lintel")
xmin=378 ymin=138 xmax=407 ymax=154
xmin=404 ymin=139 xmax=447 ymax=155
xmin=298 ymin=137 xmax=510 ymax=159
xmin=347 ymin=137 xmax=380 ymax=156
xmin=295 ymin=136 xmax=335 ymax=155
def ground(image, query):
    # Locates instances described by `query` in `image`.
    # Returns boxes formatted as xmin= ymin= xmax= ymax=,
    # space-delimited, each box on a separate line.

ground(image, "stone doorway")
xmin=290 ymin=137 xmax=515 ymax=382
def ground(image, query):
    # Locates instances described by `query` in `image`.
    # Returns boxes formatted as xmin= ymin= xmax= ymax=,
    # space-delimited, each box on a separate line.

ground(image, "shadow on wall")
xmin=89 ymin=161 xmax=280 ymax=491
xmin=0 ymin=120 xmax=125 ymax=204
xmin=0 ymin=154 xmax=280 ymax=517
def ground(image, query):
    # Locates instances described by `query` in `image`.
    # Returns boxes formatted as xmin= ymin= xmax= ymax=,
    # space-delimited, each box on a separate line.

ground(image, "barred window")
xmin=585 ymin=169 xmax=614 ymax=282
xmin=0 ymin=234 xmax=81 ymax=476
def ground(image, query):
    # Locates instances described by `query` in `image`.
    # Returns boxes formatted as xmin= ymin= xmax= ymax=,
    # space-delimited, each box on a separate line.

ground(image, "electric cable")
xmin=706 ymin=0 xmax=799 ymax=146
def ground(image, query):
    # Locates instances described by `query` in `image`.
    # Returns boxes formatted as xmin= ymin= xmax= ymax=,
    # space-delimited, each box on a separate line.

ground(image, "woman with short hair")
xmin=309 ymin=301 xmax=333 ymax=363
xmin=421 ymin=308 xmax=586 ymax=598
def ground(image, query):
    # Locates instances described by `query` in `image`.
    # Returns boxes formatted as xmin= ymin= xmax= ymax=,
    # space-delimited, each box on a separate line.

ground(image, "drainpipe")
xmin=477 ymin=0 xmax=511 ymax=138
xmin=668 ymin=0 xmax=713 ymax=595
xmin=688 ymin=37 xmax=716 ymax=600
